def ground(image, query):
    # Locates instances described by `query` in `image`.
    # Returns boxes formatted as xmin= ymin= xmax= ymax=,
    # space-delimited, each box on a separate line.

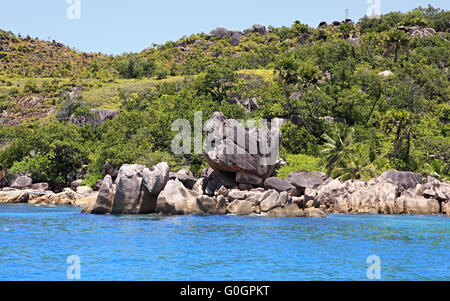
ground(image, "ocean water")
xmin=0 ymin=204 xmax=448 ymax=281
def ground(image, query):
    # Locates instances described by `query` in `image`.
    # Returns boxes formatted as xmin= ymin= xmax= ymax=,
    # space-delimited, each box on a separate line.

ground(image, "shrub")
xmin=277 ymin=154 xmax=322 ymax=179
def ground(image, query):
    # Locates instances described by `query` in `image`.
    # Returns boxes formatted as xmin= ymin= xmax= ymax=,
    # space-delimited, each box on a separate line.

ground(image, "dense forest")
xmin=0 ymin=5 xmax=448 ymax=190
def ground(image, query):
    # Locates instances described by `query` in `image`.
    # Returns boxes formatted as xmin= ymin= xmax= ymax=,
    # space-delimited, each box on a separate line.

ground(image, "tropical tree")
xmin=320 ymin=125 xmax=355 ymax=174
xmin=197 ymin=63 xmax=237 ymax=104
xmin=382 ymin=30 xmax=410 ymax=63
xmin=274 ymin=56 xmax=300 ymax=115
xmin=381 ymin=109 xmax=413 ymax=165
xmin=331 ymin=144 xmax=377 ymax=181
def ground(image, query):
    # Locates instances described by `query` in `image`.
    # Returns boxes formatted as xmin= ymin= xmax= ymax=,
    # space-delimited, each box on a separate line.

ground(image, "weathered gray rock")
xmin=138 ymin=163 xmax=170 ymax=214
xmin=74 ymin=193 xmax=98 ymax=208
xmin=230 ymin=32 xmax=242 ymax=46
xmin=11 ymin=176 xmax=32 ymax=189
xmin=82 ymin=175 xmax=114 ymax=214
xmin=48 ymin=189 xmax=81 ymax=206
xmin=264 ymin=177 xmax=295 ymax=192
xmin=31 ymin=183 xmax=49 ymax=191
xmin=204 ymin=170 xmax=237 ymax=196
xmin=399 ymin=190 xmax=440 ymax=215
xmin=208 ymin=27 xmax=231 ymax=39
xmin=0 ymin=190 xmax=29 ymax=203
xmin=196 ymin=195 xmax=218 ymax=214
xmin=267 ymin=204 xmax=305 ymax=218
xmin=226 ymin=200 xmax=254 ymax=215
xmin=204 ymin=112 xmax=279 ymax=183
xmin=70 ymin=179 xmax=83 ymax=191
xmin=236 ymin=172 xmax=263 ymax=186
xmin=216 ymin=195 xmax=229 ymax=215
xmin=70 ymin=109 xmax=117 ymax=127
xmin=156 ymin=179 xmax=201 ymax=215
xmin=252 ymin=24 xmax=266 ymax=35
xmin=287 ymin=171 xmax=330 ymax=190
xmin=442 ymin=202 xmax=450 ymax=217
xmin=305 ymin=208 xmax=326 ymax=218
xmin=260 ymin=190 xmax=280 ymax=212
xmin=378 ymin=170 xmax=423 ymax=193
xmin=228 ymin=189 xmax=247 ymax=200
xmin=111 ymin=163 xmax=169 ymax=214
xmin=111 ymin=164 xmax=145 ymax=214
xmin=170 ymin=170 xmax=197 ymax=189
xmin=77 ymin=186 xmax=93 ymax=196
xmin=192 ymin=178 xmax=205 ymax=195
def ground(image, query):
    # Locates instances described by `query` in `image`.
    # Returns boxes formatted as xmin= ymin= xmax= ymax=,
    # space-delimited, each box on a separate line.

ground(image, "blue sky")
xmin=0 ymin=0 xmax=448 ymax=54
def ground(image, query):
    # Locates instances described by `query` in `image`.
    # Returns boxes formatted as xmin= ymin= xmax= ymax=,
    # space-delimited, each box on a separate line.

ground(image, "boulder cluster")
xmin=0 ymin=175 xmax=97 ymax=208
xmin=1 ymin=112 xmax=449 ymax=219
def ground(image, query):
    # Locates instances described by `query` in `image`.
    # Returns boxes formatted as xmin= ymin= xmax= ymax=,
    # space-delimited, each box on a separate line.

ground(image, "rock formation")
xmin=203 ymin=112 xmax=281 ymax=187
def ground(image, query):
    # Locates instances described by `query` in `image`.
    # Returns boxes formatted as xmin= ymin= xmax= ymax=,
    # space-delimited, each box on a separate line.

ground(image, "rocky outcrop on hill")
xmin=397 ymin=26 xmax=438 ymax=37
xmin=208 ymin=27 xmax=232 ymax=39
xmin=70 ymin=108 xmax=117 ymax=127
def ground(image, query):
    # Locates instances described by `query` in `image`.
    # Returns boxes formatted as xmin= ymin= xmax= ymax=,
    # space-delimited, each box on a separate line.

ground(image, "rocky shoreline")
xmin=1 ymin=112 xmax=449 ymax=218
xmin=1 ymin=166 xmax=449 ymax=218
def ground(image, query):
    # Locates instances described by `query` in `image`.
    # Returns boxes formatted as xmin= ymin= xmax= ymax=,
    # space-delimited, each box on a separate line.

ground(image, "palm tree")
xmin=274 ymin=56 xmax=300 ymax=116
xmin=320 ymin=125 xmax=355 ymax=174
xmin=424 ymin=160 xmax=450 ymax=181
xmin=381 ymin=109 xmax=412 ymax=165
xmin=331 ymin=144 xmax=376 ymax=181
xmin=382 ymin=30 xmax=410 ymax=63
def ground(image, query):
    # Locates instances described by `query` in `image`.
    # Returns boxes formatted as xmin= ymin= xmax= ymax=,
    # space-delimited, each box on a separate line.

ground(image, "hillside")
xmin=0 ymin=5 xmax=449 ymax=190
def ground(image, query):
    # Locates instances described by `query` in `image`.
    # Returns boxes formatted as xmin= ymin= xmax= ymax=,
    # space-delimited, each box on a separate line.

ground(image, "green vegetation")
xmin=0 ymin=5 xmax=449 ymax=190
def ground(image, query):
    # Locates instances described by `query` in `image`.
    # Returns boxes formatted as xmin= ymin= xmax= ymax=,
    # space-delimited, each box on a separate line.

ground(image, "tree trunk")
xmin=393 ymin=126 xmax=402 ymax=165
xmin=284 ymin=83 xmax=291 ymax=117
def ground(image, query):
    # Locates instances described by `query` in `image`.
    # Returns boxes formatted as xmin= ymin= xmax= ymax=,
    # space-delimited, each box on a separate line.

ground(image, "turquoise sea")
xmin=0 ymin=204 xmax=448 ymax=281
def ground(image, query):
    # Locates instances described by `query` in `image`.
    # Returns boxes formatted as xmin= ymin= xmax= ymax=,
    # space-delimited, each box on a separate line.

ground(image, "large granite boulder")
xmin=230 ymin=32 xmax=242 ymax=46
xmin=378 ymin=170 xmax=423 ymax=193
xmin=76 ymin=186 xmax=93 ymax=196
xmin=155 ymin=179 xmax=201 ymax=215
xmin=11 ymin=176 xmax=32 ymax=189
xmin=204 ymin=112 xmax=280 ymax=186
xmin=398 ymin=189 xmax=440 ymax=215
xmin=74 ymin=193 xmax=99 ymax=208
xmin=287 ymin=171 xmax=330 ymax=190
xmin=82 ymin=175 xmax=114 ymax=214
xmin=252 ymin=24 xmax=267 ymax=35
xmin=260 ymin=190 xmax=281 ymax=212
xmin=267 ymin=204 xmax=305 ymax=218
xmin=48 ymin=189 xmax=82 ymax=206
xmin=0 ymin=190 xmax=29 ymax=203
xmin=264 ymin=177 xmax=295 ymax=193
xmin=204 ymin=170 xmax=237 ymax=196
xmin=226 ymin=200 xmax=255 ymax=215
xmin=31 ymin=183 xmax=49 ymax=191
xmin=111 ymin=163 xmax=169 ymax=214
xmin=170 ymin=170 xmax=197 ymax=190
xmin=208 ymin=27 xmax=231 ymax=39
